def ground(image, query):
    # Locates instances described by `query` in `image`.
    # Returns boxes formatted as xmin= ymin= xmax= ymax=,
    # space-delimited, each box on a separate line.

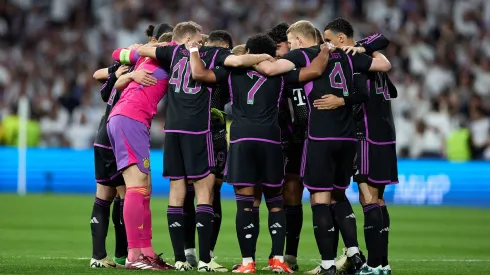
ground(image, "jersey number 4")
xmin=247 ymin=71 xmax=266 ymax=105
xmin=329 ymin=62 xmax=349 ymax=96
xmin=169 ymin=57 xmax=203 ymax=94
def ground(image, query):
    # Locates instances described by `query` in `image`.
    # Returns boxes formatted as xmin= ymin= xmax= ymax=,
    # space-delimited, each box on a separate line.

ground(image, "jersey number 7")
xmin=169 ymin=57 xmax=204 ymax=94
xmin=247 ymin=71 xmax=266 ymax=105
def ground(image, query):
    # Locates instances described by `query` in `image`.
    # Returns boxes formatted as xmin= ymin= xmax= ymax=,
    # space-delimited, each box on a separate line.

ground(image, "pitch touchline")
xmin=36 ymin=257 xmax=490 ymax=262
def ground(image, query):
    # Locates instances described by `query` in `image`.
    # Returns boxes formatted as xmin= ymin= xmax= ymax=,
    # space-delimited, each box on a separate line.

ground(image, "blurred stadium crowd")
xmin=0 ymin=0 xmax=489 ymax=160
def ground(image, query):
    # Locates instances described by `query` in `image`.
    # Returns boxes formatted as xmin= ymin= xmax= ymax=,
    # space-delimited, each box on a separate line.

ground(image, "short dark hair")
xmin=145 ymin=25 xmax=155 ymax=37
xmin=315 ymin=28 xmax=324 ymax=45
xmin=267 ymin=22 xmax=289 ymax=44
xmin=152 ymin=23 xmax=174 ymax=38
xmin=245 ymin=33 xmax=276 ymax=57
xmin=324 ymin=18 xmax=354 ymax=38
xmin=208 ymin=30 xmax=234 ymax=49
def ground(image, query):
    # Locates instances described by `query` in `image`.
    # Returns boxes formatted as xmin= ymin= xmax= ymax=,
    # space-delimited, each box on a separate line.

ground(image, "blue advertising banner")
xmin=0 ymin=148 xmax=488 ymax=207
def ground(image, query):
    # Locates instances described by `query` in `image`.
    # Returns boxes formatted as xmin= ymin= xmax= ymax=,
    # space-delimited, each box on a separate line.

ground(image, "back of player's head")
xmin=158 ymin=32 xmax=173 ymax=43
xmin=232 ymin=44 xmax=246 ymax=55
xmin=201 ymin=34 xmax=209 ymax=45
xmin=267 ymin=22 xmax=289 ymax=44
xmin=153 ymin=23 xmax=174 ymax=39
xmin=207 ymin=30 xmax=234 ymax=49
xmin=315 ymin=28 xmax=324 ymax=45
xmin=172 ymin=21 xmax=202 ymax=43
xmin=245 ymin=33 xmax=276 ymax=57
xmin=145 ymin=25 xmax=155 ymax=38
xmin=324 ymin=18 xmax=354 ymax=38
xmin=287 ymin=20 xmax=316 ymax=41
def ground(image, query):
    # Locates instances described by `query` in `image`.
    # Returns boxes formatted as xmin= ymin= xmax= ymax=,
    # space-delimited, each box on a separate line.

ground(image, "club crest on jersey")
xmin=143 ymin=158 xmax=150 ymax=169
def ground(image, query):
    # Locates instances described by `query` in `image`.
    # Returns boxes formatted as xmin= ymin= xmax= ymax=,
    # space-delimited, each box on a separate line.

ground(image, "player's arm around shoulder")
xmin=253 ymin=59 xmax=296 ymax=76
xmin=298 ymin=42 xmax=334 ymax=82
xmin=370 ymin=51 xmax=391 ymax=72
xmin=224 ymin=53 xmax=275 ymax=68
xmin=188 ymin=42 xmax=219 ymax=83
xmin=114 ymin=70 xmax=157 ymax=91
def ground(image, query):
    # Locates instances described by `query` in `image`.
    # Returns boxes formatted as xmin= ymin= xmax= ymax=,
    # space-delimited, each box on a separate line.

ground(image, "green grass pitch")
xmin=0 ymin=194 xmax=489 ymax=274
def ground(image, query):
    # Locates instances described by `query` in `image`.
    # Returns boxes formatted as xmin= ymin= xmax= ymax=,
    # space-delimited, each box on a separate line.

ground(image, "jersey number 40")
xmin=169 ymin=57 xmax=205 ymax=94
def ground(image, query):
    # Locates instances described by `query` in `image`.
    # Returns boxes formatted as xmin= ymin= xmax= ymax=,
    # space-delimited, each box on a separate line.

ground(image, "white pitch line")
xmin=36 ymin=257 xmax=490 ymax=263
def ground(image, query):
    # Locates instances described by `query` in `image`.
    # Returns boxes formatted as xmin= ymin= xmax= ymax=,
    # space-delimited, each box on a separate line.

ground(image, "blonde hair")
xmin=158 ymin=32 xmax=173 ymax=43
xmin=201 ymin=34 xmax=209 ymax=44
xmin=172 ymin=21 xmax=202 ymax=42
xmin=232 ymin=44 xmax=246 ymax=55
xmin=287 ymin=20 xmax=317 ymax=41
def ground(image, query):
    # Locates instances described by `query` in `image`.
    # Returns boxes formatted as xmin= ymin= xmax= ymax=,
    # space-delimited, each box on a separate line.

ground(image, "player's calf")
xmin=331 ymin=190 xmax=362 ymax=271
xmin=194 ymin=173 xmax=216 ymax=267
xmin=358 ymin=183 xmax=384 ymax=270
xmin=90 ymin=184 xmax=117 ymax=264
xmin=168 ymin=179 xmax=188 ymax=266
xmin=283 ymin=174 xmax=303 ymax=271
xmin=183 ymin=183 xmax=197 ymax=267
xmin=264 ymin=188 xmax=294 ymax=274
xmin=234 ymin=187 xmax=257 ymax=273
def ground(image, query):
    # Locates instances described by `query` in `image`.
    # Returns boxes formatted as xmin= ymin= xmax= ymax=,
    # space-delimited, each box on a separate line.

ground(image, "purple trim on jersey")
xmin=187 ymin=170 xmax=211 ymax=179
xmin=96 ymin=170 xmax=122 ymax=183
xmin=100 ymin=79 xmax=108 ymax=92
xmin=223 ymin=158 xmax=229 ymax=176
xmin=333 ymin=184 xmax=349 ymax=190
xmin=300 ymin=139 xmax=308 ymax=177
xmin=164 ymin=129 xmax=210 ymax=134
xmin=368 ymin=178 xmax=399 ymax=185
xmin=165 ymin=175 xmax=186 ymax=180
xmin=277 ymin=76 xmax=285 ymax=107
xmin=361 ymin=33 xmax=381 ymax=45
xmin=170 ymin=45 xmax=181 ymax=67
xmin=308 ymin=136 xmax=357 ymax=141
xmin=346 ymin=55 xmax=354 ymax=80
xmin=228 ymin=74 xmax=233 ymax=105
xmin=230 ymin=138 xmax=281 ymax=144
xmin=206 ymin=132 xmax=215 ymax=167
xmin=94 ymin=143 xmax=112 ymax=150
xmin=368 ymin=139 xmax=396 ymax=145
xmin=152 ymin=67 xmax=169 ymax=80
xmin=363 ymin=80 xmax=396 ymax=145
xmin=301 ymin=51 xmax=313 ymax=96
xmin=303 ymin=181 xmax=333 ymax=191
xmin=206 ymin=50 xmax=221 ymax=130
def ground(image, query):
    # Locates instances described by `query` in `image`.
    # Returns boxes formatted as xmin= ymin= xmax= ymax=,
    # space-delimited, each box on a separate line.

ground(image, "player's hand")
xmin=341 ymin=46 xmax=365 ymax=55
xmin=186 ymin=41 xmax=201 ymax=50
xmin=115 ymin=65 xmax=129 ymax=78
xmin=312 ymin=94 xmax=345 ymax=110
xmin=127 ymin=44 xmax=143 ymax=50
xmin=131 ymin=70 xmax=157 ymax=86
xmin=320 ymin=42 xmax=335 ymax=55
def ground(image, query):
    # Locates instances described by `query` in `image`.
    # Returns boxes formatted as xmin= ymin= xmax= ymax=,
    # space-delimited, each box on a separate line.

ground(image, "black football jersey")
xmin=94 ymin=63 xmax=134 ymax=146
xmin=155 ymin=45 xmax=232 ymax=133
xmin=214 ymin=67 xmax=300 ymax=142
xmin=282 ymin=46 xmax=373 ymax=139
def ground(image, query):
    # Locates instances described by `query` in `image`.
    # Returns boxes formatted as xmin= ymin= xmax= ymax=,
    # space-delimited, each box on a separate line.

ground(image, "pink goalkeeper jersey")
xmin=109 ymin=52 xmax=169 ymax=128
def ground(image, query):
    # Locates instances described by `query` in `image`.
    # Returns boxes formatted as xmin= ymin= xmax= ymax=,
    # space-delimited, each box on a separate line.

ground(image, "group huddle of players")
xmin=89 ymin=17 xmax=398 ymax=275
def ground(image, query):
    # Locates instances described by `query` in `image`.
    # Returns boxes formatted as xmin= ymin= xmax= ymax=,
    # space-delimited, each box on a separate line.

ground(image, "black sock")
xmin=381 ymin=205 xmax=390 ymax=266
xmin=269 ymin=210 xmax=286 ymax=257
xmin=196 ymin=204 xmax=214 ymax=263
xmin=363 ymin=204 xmax=383 ymax=267
xmin=331 ymin=200 xmax=359 ymax=249
xmin=284 ymin=205 xmax=303 ymax=257
xmin=112 ymin=197 xmax=127 ymax=258
xmin=183 ymin=186 xmax=196 ymax=250
xmin=312 ymin=204 xmax=336 ymax=260
xmin=210 ymin=185 xmax=222 ymax=253
xmin=330 ymin=205 xmax=340 ymax=257
xmin=236 ymin=196 xmax=256 ymax=259
xmin=91 ymin=197 xmax=112 ymax=260
xmin=252 ymin=206 xmax=260 ymax=261
xmin=167 ymin=206 xmax=186 ymax=262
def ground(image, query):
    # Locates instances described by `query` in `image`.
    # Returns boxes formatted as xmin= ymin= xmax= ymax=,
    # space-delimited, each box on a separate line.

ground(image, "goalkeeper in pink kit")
xmin=107 ymin=45 xmax=173 ymax=270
